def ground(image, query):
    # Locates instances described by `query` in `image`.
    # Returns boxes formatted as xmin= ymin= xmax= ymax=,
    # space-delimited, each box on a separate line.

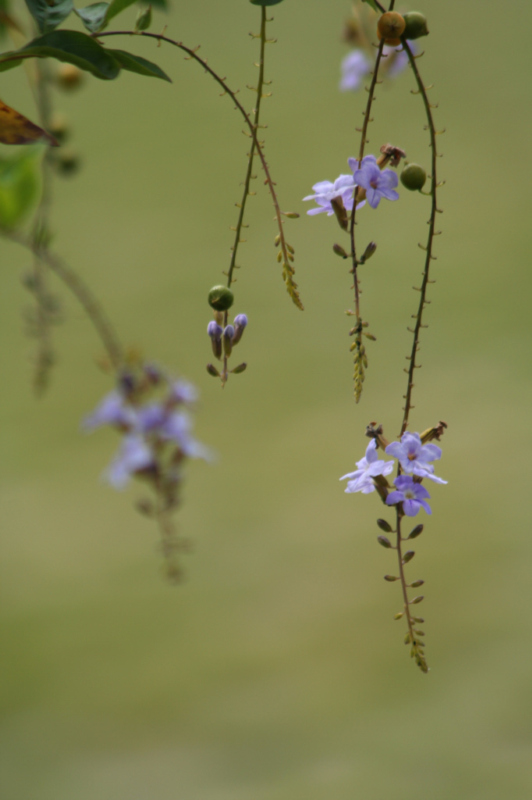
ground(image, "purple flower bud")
xmin=232 ymin=314 xmax=248 ymax=344
xmin=223 ymin=325 xmax=234 ymax=357
xmin=207 ymin=321 xmax=223 ymax=360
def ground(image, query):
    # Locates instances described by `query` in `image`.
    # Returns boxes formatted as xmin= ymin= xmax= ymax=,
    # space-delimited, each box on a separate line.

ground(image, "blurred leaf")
xmin=362 ymin=0 xmax=380 ymax=11
xmin=149 ymin=0 xmax=166 ymax=8
xmin=0 ymin=147 xmax=42 ymax=228
xmin=105 ymin=0 xmax=137 ymax=23
xmin=108 ymin=49 xmax=171 ymax=81
xmin=74 ymin=2 xmax=109 ymax=33
xmin=134 ymin=4 xmax=151 ymax=32
xmin=24 ymin=0 xmax=73 ymax=33
xmin=0 ymin=97 xmax=59 ymax=145
xmin=0 ymin=30 xmax=120 ymax=79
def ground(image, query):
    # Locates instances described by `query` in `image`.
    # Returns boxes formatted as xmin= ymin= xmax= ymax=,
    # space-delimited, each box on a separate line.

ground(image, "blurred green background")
xmin=1 ymin=0 xmax=532 ymax=797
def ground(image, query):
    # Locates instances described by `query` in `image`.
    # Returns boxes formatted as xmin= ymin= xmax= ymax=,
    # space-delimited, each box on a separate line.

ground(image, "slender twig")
xmin=96 ymin=29 xmax=303 ymax=310
xmin=400 ymin=41 xmax=441 ymax=435
xmin=226 ymin=6 xmax=267 ymax=289
xmin=4 ymin=229 xmax=124 ymax=369
xmin=394 ymin=510 xmax=428 ymax=672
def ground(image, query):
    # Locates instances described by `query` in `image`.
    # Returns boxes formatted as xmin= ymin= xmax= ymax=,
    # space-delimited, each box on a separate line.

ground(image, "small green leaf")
xmin=0 ymin=147 xmax=42 ymax=229
xmin=249 ymin=0 xmax=284 ymax=5
xmin=134 ymin=4 xmax=151 ymax=32
xmin=361 ymin=0 xmax=380 ymax=12
xmin=74 ymin=2 xmax=109 ymax=33
xmin=108 ymin=49 xmax=171 ymax=81
xmin=24 ymin=0 xmax=73 ymax=33
xmin=0 ymin=30 xmax=120 ymax=79
xmin=105 ymin=0 xmax=137 ymax=23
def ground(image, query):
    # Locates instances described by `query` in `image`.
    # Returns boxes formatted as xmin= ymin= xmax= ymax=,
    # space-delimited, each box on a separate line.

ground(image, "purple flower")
xmin=351 ymin=154 xmax=399 ymax=209
xmin=340 ymin=50 xmax=371 ymax=92
xmin=83 ymin=391 xmax=136 ymax=431
xmin=232 ymin=314 xmax=248 ymax=345
xmin=383 ymin=41 xmax=417 ymax=78
xmin=385 ymin=432 xmax=447 ymax=484
xmin=303 ymin=174 xmax=356 ymax=216
xmin=169 ymin=379 xmax=198 ymax=405
xmin=340 ymin=439 xmax=394 ymax=494
xmin=105 ymin=433 xmax=154 ymax=488
xmin=386 ymin=475 xmax=432 ymax=517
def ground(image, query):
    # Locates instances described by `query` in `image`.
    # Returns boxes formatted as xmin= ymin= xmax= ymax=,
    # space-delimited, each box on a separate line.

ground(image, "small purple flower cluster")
xmin=340 ymin=432 xmax=447 ymax=517
xmin=303 ymin=155 xmax=399 ymax=216
xmin=84 ymin=364 xmax=210 ymax=492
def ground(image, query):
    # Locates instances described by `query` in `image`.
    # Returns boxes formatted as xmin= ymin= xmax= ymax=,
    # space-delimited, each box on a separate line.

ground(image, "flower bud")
xmin=410 ymin=595 xmax=424 ymax=604
xmin=206 ymin=363 xmax=220 ymax=377
xmin=402 ymin=12 xmax=429 ymax=40
xmin=360 ymin=241 xmax=377 ymax=264
xmin=403 ymin=550 xmax=415 ymax=563
xmin=393 ymin=612 xmax=404 ymax=620
xmin=48 ymin=113 xmax=70 ymax=144
xmin=231 ymin=313 xmax=248 ymax=344
xmin=208 ymin=285 xmax=234 ymax=312
xmin=410 ymin=579 xmax=425 ymax=588
xmin=207 ymin=321 xmax=223 ymax=359
xmin=377 ymin=535 xmax=392 ymax=549
xmin=408 ymin=524 xmax=424 ymax=539
xmin=223 ymin=325 xmax=234 ymax=356
xmin=384 ymin=574 xmax=399 ymax=582
xmin=231 ymin=362 xmax=247 ymax=374
xmin=400 ymin=164 xmax=427 ymax=192
xmin=55 ymin=149 xmax=81 ymax=177
xmin=330 ymin=197 xmax=348 ymax=231
xmin=377 ymin=518 xmax=393 ymax=533
xmin=377 ymin=12 xmax=405 ymax=45
xmin=333 ymin=243 xmax=348 ymax=259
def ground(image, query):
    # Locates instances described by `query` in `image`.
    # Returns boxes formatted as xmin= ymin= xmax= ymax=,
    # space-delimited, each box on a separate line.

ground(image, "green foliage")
xmin=0 ymin=147 xmax=41 ymax=229
xmin=108 ymin=48 xmax=171 ymax=81
xmin=74 ymin=2 xmax=109 ymax=33
xmin=0 ymin=30 xmax=169 ymax=81
xmin=0 ymin=0 xmax=10 ymax=39
xmin=361 ymin=0 xmax=380 ymax=12
xmin=134 ymin=4 xmax=152 ymax=32
xmin=105 ymin=0 xmax=138 ymax=24
xmin=24 ymin=0 xmax=73 ymax=33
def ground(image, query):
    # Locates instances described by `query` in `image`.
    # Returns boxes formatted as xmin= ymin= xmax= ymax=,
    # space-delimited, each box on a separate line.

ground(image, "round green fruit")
xmin=402 ymin=12 xmax=429 ymax=40
xmin=400 ymin=164 xmax=427 ymax=192
xmin=208 ymin=285 xmax=234 ymax=311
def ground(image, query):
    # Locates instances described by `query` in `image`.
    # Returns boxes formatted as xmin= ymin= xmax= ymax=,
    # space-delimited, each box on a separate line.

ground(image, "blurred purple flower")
xmin=385 ymin=432 xmax=447 ymax=484
xmin=106 ymin=433 xmax=154 ymax=488
xmin=340 ymin=439 xmax=394 ymax=494
xmin=83 ymin=391 xmax=136 ymax=431
xmin=352 ymin=154 xmax=399 ymax=209
xmin=386 ymin=475 xmax=432 ymax=517
xmin=340 ymin=49 xmax=371 ymax=92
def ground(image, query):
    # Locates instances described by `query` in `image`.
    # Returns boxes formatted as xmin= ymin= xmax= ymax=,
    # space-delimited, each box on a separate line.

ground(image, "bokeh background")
xmin=1 ymin=0 xmax=532 ymax=797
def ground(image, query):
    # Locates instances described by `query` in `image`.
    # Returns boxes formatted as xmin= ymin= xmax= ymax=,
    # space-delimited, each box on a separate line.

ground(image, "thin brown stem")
xmin=400 ymin=41 xmax=440 ymax=435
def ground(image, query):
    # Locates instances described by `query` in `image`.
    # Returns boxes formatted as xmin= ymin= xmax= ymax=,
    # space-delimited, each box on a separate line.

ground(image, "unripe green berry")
xmin=400 ymin=164 xmax=427 ymax=192
xmin=208 ymin=285 xmax=234 ymax=311
xmin=402 ymin=12 xmax=429 ymax=40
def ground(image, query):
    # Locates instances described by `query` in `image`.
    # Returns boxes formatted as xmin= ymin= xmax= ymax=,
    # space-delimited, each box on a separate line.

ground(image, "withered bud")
xmin=378 ymin=144 xmax=407 ymax=168
xmin=330 ymin=197 xmax=348 ymax=231
xmin=333 ymin=243 xmax=349 ymax=259
xmin=420 ymin=421 xmax=448 ymax=443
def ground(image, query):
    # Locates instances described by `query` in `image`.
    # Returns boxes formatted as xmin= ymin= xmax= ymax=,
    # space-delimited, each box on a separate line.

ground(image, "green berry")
xmin=400 ymin=164 xmax=427 ymax=192
xmin=208 ymin=285 xmax=234 ymax=311
xmin=402 ymin=12 xmax=429 ymax=40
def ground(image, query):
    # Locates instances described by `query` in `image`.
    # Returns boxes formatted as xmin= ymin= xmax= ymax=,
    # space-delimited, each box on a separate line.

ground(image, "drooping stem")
xmin=226 ymin=5 xmax=267 ymax=289
xmin=5 ymin=229 xmax=124 ymax=369
xmin=400 ymin=41 xmax=442 ymax=435
xmin=395 ymin=509 xmax=428 ymax=673
xmin=96 ymin=29 xmax=303 ymax=310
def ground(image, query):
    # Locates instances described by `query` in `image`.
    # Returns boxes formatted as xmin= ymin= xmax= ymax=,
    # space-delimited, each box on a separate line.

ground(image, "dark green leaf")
xmin=0 ymin=30 xmax=120 ymax=79
xmin=149 ymin=0 xmax=166 ymax=8
xmin=105 ymin=0 xmax=137 ymax=23
xmin=108 ymin=49 xmax=171 ymax=81
xmin=0 ymin=58 xmax=22 ymax=73
xmin=74 ymin=2 xmax=109 ymax=33
xmin=134 ymin=5 xmax=151 ymax=32
xmin=24 ymin=0 xmax=73 ymax=33
xmin=0 ymin=147 xmax=42 ymax=229
xmin=361 ymin=0 xmax=380 ymax=12
xmin=249 ymin=0 xmax=284 ymax=5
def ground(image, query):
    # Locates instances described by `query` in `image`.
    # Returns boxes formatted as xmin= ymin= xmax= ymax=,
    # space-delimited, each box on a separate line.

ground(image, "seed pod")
xmin=377 ymin=535 xmax=392 ymax=549
xmin=408 ymin=524 xmax=424 ymax=539
xmin=377 ymin=12 xmax=405 ymax=44
xmin=377 ymin=518 xmax=393 ymax=533
xmin=401 ymin=164 xmax=427 ymax=192
xmin=208 ymin=285 xmax=234 ymax=311
xmin=402 ymin=11 xmax=429 ymax=40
